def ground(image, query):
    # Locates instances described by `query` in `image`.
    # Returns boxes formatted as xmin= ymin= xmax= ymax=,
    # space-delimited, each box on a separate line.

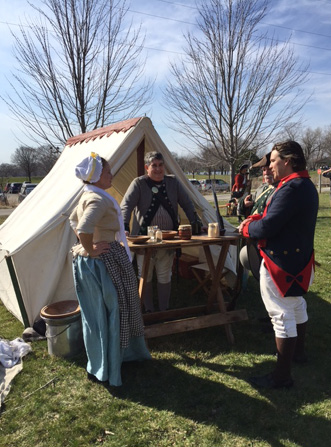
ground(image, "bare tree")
xmin=2 ymin=0 xmax=153 ymax=148
xmin=11 ymin=146 xmax=38 ymax=181
xmin=279 ymin=122 xmax=303 ymax=142
xmin=175 ymin=155 xmax=201 ymax=177
xmin=0 ymin=163 xmax=18 ymax=195
xmin=280 ymin=124 xmax=328 ymax=169
xmin=0 ymin=163 xmax=17 ymax=179
xmin=197 ymin=146 xmax=220 ymax=178
xmin=301 ymin=128 xmax=326 ymax=170
xmin=164 ymin=0 xmax=310 ymax=185
xmin=37 ymin=145 xmax=61 ymax=174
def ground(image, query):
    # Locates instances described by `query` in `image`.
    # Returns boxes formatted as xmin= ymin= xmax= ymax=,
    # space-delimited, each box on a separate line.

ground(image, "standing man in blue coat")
xmin=239 ymin=141 xmax=318 ymax=389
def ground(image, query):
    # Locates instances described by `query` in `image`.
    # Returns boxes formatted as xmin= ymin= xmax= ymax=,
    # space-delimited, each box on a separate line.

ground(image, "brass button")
xmin=296 ymin=248 xmax=300 ymax=252
xmin=283 ymin=250 xmax=288 ymax=255
xmin=270 ymin=250 xmax=274 ymax=255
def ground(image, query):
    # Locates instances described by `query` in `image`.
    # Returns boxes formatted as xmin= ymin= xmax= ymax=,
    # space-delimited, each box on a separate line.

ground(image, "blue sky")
xmin=1 ymin=0 xmax=331 ymax=163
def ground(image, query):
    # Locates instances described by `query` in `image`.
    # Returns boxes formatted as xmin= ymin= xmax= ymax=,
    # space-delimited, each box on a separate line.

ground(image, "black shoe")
xmin=293 ymin=353 xmax=308 ymax=364
xmin=249 ymin=373 xmax=294 ymax=389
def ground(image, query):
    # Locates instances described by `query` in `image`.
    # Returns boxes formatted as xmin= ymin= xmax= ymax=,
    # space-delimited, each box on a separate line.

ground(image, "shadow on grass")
xmin=105 ymin=277 xmax=331 ymax=447
xmin=63 ymin=267 xmax=331 ymax=447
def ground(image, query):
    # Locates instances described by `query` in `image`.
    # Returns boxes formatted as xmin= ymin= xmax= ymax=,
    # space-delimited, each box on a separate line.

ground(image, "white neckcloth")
xmin=84 ymin=185 xmax=132 ymax=261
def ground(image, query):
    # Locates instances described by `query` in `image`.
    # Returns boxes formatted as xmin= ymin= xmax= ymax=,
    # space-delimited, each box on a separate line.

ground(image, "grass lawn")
xmin=0 ymin=194 xmax=330 ymax=447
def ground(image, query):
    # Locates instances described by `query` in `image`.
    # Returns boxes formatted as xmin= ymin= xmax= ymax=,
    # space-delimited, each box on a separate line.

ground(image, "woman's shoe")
xmin=87 ymin=372 xmax=108 ymax=384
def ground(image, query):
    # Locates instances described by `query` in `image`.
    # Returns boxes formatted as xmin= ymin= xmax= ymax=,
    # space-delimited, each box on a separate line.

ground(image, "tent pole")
xmin=137 ymin=138 xmax=145 ymax=176
xmin=5 ymin=256 xmax=30 ymax=328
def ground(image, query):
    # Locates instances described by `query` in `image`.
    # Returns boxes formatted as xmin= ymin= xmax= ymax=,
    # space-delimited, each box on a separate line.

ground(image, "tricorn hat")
xmin=239 ymin=240 xmax=262 ymax=281
xmin=251 ymin=152 xmax=271 ymax=169
xmin=239 ymin=163 xmax=249 ymax=172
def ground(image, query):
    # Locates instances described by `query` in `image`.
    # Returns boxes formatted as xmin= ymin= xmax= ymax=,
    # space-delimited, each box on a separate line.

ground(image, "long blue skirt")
xmin=73 ymin=256 xmax=151 ymax=386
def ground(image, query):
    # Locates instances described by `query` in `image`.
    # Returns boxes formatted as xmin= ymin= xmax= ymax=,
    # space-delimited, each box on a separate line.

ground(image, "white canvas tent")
xmin=0 ymin=117 xmax=237 ymax=327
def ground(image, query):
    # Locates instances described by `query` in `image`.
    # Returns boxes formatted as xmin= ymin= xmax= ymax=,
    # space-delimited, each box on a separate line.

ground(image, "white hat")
xmin=75 ymin=152 xmax=103 ymax=183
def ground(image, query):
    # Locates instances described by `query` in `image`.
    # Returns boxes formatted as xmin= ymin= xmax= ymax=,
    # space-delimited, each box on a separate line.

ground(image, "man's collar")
xmin=277 ymin=170 xmax=309 ymax=189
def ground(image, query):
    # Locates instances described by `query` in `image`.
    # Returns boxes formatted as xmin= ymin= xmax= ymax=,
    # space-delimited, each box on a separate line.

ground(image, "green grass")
xmin=0 ymin=195 xmax=330 ymax=447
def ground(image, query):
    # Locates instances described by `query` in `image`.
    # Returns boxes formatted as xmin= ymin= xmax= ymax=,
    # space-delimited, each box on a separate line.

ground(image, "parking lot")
xmin=0 ymin=194 xmax=18 ymax=216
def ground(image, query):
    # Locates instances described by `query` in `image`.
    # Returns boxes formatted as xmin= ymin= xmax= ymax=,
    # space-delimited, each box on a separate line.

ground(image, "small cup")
xmin=147 ymin=226 xmax=155 ymax=241
xmin=208 ymin=222 xmax=219 ymax=238
xmin=155 ymin=229 xmax=163 ymax=243
xmin=178 ymin=224 xmax=192 ymax=240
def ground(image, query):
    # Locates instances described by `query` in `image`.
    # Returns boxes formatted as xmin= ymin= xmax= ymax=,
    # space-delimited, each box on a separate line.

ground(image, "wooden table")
xmin=128 ymin=233 xmax=248 ymax=344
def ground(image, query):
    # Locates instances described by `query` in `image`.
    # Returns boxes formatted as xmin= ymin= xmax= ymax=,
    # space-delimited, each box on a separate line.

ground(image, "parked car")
xmin=188 ymin=179 xmax=202 ymax=191
xmin=8 ymin=182 xmax=23 ymax=194
xmin=18 ymin=183 xmax=38 ymax=203
xmin=200 ymin=178 xmax=230 ymax=192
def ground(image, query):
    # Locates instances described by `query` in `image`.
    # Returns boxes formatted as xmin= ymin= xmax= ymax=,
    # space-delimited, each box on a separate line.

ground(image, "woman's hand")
xmin=79 ymin=233 xmax=110 ymax=257
xmin=91 ymin=241 xmax=110 ymax=257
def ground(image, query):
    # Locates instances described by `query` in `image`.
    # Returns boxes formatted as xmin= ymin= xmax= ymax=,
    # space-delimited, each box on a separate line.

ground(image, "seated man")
xmin=120 ymin=151 xmax=197 ymax=312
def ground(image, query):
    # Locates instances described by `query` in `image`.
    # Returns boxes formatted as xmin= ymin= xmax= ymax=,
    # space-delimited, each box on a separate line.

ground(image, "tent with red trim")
xmin=0 ymin=117 xmax=237 ymax=327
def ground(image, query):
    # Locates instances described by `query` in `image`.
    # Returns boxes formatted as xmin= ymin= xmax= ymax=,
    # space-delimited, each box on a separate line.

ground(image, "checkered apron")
xmin=100 ymin=241 xmax=144 ymax=348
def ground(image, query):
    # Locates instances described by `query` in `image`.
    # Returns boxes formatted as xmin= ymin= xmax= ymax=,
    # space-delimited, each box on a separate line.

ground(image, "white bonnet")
xmin=75 ymin=152 xmax=103 ymax=183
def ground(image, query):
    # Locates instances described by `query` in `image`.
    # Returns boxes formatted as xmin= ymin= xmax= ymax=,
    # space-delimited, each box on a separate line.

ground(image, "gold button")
xmin=296 ymin=248 xmax=300 ymax=252
xmin=270 ymin=250 xmax=274 ymax=255
xmin=284 ymin=251 xmax=288 ymax=255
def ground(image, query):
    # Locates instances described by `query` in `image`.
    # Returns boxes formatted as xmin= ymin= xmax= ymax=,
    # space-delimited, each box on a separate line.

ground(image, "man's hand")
xmin=244 ymin=194 xmax=254 ymax=208
xmin=238 ymin=217 xmax=252 ymax=234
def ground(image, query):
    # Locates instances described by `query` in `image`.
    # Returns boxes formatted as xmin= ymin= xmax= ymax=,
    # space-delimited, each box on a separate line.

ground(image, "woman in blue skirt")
xmin=70 ymin=152 xmax=150 ymax=387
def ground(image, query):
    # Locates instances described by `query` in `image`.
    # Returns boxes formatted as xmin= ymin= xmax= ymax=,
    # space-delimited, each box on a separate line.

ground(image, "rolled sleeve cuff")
xmin=242 ymin=214 xmax=262 ymax=238
xmin=242 ymin=222 xmax=250 ymax=238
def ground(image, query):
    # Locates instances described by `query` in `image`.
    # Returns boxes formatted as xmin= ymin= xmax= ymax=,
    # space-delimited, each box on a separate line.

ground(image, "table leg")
xmin=138 ymin=248 xmax=152 ymax=308
xmin=203 ymin=242 xmax=235 ymax=344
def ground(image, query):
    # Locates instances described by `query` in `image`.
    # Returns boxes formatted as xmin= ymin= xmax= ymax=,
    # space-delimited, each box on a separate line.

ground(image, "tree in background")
xmin=37 ymin=145 xmax=60 ymax=175
xmin=164 ymin=0 xmax=309 ymax=186
xmin=197 ymin=146 xmax=220 ymax=178
xmin=2 ymin=0 xmax=153 ymax=148
xmin=11 ymin=147 xmax=38 ymax=182
xmin=0 ymin=163 xmax=19 ymax=180
xmin=322 ymin=126 xmax=331 ymax=164
xmin=280 ymin=123 xmax=330 ymax=169
xmin=0 ymin=163 xmax=19 ymax=194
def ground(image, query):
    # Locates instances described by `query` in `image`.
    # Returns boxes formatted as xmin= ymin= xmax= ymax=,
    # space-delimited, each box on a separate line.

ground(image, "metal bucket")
xmin=40 ymin=300 xmax=84 ymax=359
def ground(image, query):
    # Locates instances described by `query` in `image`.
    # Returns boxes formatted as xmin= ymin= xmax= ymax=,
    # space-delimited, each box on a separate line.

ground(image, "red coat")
xmin=232 ymin=173 xmax=247 ymax=193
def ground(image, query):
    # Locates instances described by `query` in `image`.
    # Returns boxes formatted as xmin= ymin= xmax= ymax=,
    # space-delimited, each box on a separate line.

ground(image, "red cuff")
xmin=242 ymin=221 xmax=250 ymax=238
xmin=242 ymin=214 xmax=261 ymax=238
xmin=247 ymin=214 xmax=262 ymax=221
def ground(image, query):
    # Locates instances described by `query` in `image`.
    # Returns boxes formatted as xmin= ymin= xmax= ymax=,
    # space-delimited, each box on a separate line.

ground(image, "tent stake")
xmin=5 ymin=255 xmax=30 ymax=328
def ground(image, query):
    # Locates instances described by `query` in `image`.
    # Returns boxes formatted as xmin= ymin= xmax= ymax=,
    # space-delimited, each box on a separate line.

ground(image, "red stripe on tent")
xmin=66 ymin=117 xmax=142 ymax=147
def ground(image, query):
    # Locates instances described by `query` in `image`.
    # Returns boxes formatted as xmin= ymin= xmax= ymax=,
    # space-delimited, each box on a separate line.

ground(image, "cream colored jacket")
xmin=70 ymin=191 xmax=120 ymax=257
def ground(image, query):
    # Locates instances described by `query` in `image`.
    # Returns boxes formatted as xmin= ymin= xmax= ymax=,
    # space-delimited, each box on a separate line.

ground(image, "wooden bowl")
xmin=127 ymin=236 xmax=150 ymax=244
xmin=161 ymin=230 xmax=178 ymax=240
